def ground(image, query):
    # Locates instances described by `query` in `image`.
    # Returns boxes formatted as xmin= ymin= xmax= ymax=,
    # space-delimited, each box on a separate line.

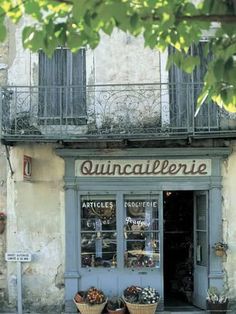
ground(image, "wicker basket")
xmin=124 ymin=300 xmax=158 ymax=314
xmin=73 ymin=299 xmax=107 ymax=314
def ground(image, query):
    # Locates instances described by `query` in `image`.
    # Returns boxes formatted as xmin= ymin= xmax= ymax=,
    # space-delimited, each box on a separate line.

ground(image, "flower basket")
xmin=215 ymin=249 xmax=225 ymax=257
xmin=213 ymin=242 xmax=228 ymax=257
xmin=124 ymin=300 xmax=158 ymax=314
xmin=73 ymin=299 xmax=107 ymax=314
xmin=206 ymin=300 xmax=228 ymax=314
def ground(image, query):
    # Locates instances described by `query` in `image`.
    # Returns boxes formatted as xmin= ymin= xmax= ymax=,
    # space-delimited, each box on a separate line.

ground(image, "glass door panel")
xmin=80 ymin=195 xmax=117 ymax=268
xmin=124 ymin=195 xmax=160 ymax=268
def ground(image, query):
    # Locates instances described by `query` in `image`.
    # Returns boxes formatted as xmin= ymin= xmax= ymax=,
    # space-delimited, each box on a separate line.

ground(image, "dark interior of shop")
xmin=164 ymin=191 xmax=194 ymax=307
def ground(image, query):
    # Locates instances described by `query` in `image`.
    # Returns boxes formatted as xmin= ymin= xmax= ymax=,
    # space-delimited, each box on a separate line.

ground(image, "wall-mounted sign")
xmin=23 ymin=155 xmax=32 ymax=180
xmin=5 ymin=252 xmax=31 ymax=262
xmin=75 ymin=159 xmax=211 ymax=177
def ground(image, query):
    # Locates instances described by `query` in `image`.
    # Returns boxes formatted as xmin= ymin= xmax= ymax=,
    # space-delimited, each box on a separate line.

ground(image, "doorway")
xmin=164 ymin=191 xmax=194 ymax=307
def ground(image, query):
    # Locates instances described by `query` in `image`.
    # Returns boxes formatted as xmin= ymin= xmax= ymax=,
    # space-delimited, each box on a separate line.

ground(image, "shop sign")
xmin=75 ymin=159 xmax=211 ymax=177
xmin=23 ymin=155 xmax=32 ymax=180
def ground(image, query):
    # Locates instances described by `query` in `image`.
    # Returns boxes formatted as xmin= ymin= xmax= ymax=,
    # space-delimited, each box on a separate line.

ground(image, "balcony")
xmin=1 ymin=84 xmax=236 ymax=143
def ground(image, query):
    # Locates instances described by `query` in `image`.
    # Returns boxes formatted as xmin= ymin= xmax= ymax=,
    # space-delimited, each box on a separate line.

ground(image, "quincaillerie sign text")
xmin=75 ymin=159 xmax=211 ymax=177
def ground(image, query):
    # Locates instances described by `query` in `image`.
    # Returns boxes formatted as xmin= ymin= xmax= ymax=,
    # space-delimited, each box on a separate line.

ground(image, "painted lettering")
xmin=78 ymin=159 xmax=211 ymax=177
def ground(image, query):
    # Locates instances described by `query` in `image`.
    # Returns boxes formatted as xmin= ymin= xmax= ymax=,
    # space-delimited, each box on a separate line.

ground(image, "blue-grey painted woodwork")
xmin=193 ymin=191 xmax=208 ymax=309
xmin=57 ymin=147 xmax=231 ymax=313
xmin=38 ymin=48 xmax=86 ymax=123
xmin=64 ymin=157 xmax=80 ymax=313
xmin=169 ymin=43 xmax=218 ymax=131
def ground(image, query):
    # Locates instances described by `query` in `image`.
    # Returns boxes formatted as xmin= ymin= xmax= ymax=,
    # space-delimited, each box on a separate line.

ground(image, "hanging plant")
xmin=212 ymin=242 xmax=228 ymax=257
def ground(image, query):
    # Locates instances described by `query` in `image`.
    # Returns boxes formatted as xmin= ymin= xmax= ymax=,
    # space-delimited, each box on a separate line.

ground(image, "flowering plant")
xmin=0 ymin=212 xmax=6 ymax=221
xmin=107 ymin=296 xmax=125 ymax=310
xmin=207 ymin=287 xmax=228 ymax=304
xmin=74 ymin=287 xmax=106 ymax=306
xmin=123 ymin=285 xmax=160 ymax=304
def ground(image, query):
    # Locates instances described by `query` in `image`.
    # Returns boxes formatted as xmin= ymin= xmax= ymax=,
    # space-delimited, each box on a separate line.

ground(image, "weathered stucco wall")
xmin=0 ymin=25 xmax=8 ymax=307
xmin=0 ymin=146 xmax=7 ymax=307
xmin=7 ymin=21 xmax=160 ymax=86
xmin=6 ymin=144 xmax=65 ymax=312
xmin=94 ymin=30 xmax=160 ymax=84
xmin=222 ymin=142 xmax=236 ymax=307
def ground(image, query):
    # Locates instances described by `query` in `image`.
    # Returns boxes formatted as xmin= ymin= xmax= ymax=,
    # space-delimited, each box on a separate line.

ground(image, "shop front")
xmin=57 ymin=148 xmax=229 ymax=313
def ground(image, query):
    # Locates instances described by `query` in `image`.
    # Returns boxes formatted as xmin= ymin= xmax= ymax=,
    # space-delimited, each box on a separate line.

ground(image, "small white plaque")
xmin=5 ymin=252 xmax=31 ymax=262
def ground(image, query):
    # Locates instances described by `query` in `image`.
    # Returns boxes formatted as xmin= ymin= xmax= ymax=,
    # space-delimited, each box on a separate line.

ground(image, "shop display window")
xmin=80 ymin=195 xmax=117 ymax=268
xmin=124 ymin=195 xmax=160 ymax=268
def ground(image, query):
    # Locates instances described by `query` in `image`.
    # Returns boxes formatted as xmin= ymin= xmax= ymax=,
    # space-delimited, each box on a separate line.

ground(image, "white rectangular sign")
xmin=5 ymin=252 xmax=31 ymax=262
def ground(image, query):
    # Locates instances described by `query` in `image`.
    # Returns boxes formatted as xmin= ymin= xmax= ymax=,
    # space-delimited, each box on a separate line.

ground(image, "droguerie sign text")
xmin=75 ymin=159 xmax=211 ymax=177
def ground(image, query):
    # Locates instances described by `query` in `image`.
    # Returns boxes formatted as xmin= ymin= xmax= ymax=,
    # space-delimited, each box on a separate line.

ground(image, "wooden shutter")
xmin=169 ymin=43 xmax=218 ymax=132
xmin=38 ymin=48 xmax=86 ymax=124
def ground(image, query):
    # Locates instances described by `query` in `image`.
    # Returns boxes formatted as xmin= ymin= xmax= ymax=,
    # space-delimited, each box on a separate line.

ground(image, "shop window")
xmin=80 ymin=195 xmax=117 ymax=268
xmin=124 ymin=195 xmax=160 ymax=268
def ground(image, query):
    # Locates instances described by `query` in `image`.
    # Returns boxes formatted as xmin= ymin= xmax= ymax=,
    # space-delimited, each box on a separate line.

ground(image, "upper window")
xmin=168 ymin=42 xmax=217 ymax=130
xmin=38 ymin=48 xmax=86 ymax=124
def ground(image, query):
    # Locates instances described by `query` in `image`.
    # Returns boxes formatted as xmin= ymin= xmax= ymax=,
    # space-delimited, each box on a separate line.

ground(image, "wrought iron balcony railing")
xmin=1 ymin=84 xmax=236 ymax=142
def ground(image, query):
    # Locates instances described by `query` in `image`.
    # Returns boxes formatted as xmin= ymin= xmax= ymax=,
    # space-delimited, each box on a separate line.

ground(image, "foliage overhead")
xmin=0 ymin=0 xmax=236 ymax=112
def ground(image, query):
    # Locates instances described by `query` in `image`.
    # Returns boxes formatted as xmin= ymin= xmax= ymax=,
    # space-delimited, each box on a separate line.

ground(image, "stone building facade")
xmin=0 ymin=20 xmax=236 ymax=314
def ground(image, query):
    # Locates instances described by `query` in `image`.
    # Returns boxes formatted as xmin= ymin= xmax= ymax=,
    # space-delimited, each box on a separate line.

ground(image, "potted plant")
xmin=106 ymin=297 xmax=126 ymax=314
xmin=212 ymin=242 xmax=228 ymax=257
xmin=0 ymin=212 xmax=6 ymax=234
xmin=123 ymin=285 xmax=160 ymax=314
xmin=206 ymin=287 xmax=229 ymax=314
xmin=74 ymin=287 xmax=107 ymax=314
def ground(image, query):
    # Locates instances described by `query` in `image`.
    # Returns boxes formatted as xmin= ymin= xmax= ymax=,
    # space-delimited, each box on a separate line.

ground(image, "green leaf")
xmin=130 ymin=13 xmax=139 ymax=29
xmin=196 ymin=88 xmax=209 ymax=116
xmin=182 ymin=56 xmax=200 ymax=74
xmin=213 ymin=59 xmax=225 ymax=81
xmin=67 ymin=31 xmax=84 ymax=52
xmin=0 ymin=22 xmax=6 ymax=42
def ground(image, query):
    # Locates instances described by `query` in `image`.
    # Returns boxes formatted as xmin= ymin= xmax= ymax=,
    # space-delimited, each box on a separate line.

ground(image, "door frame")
xmin=193 ymin=190 xmax=209 ymax=309
xmin=57 ymin=147 xmax=230 ymax=313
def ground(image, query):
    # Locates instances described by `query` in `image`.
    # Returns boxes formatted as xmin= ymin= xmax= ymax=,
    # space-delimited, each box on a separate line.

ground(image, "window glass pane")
xmin=196 ymin=194 xmax=206 ymax=230
xmin=80 ymin=196 xmax=117 ymax=268
xmin=196 ymin=231 xmax=207 ymax=266
xmin=124 ymin=195 xmax=160 ymax=268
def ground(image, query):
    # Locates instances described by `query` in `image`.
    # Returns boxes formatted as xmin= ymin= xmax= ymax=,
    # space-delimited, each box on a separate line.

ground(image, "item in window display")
xmin=82 ymin=255 xmax=92 ymax=267
xmin=86 ymin=219 xmax=96 ymax=230
xmin=81 ymin=234 xmax=96 ymax=248
xmin=127 ymin=205 xmax=145 ymax=218
xmin=111 ymin=255 xmax=117 ymax=268
xmin=130 ymin=241 xmax=144 ymax=251
xmin=91 ymin=254 xmax=95 ymax=267
xmin=125 ymin=224 xmax=145 ymax=239
xmin=94 ymin=257 xmax=103 ymax=267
